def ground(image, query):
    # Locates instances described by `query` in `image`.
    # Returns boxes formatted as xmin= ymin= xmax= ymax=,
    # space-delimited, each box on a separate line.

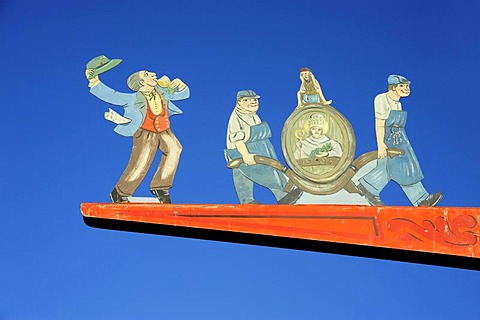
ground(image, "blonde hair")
xmin=300 ymin=70 xmax=322 ymax=95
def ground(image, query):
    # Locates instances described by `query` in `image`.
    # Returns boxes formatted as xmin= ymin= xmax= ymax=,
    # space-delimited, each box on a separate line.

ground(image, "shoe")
xmin=357 ymin=183 xmax=384 ymax=206
xmin=418 ymin=192 xmax=443 ymax=207
xmin=244 ymin=200 xmax=262 ymax=204
xmin=278 ymin=188 xmax=303 ymax=205
xmin=110 ymin=188 xmax=130 ymax=203
xmin=151 ymin=189 xmax=171 ymax=204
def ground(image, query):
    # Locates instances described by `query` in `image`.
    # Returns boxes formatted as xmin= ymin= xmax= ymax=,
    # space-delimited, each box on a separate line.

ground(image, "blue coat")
xmin=90 ymin=82 xmax=190 ymax=137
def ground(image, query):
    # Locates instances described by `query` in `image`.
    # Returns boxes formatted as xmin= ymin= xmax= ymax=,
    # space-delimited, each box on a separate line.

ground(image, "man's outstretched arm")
xmin=86 ymin=69 xmax=135 ymax=107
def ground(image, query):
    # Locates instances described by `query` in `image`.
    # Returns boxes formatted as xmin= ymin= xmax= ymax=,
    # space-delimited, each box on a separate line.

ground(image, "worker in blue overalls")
xmin=357 ymin=75 xmax=442 ymax=206
xmin=225 ymin=90 xmax=303 ymax=204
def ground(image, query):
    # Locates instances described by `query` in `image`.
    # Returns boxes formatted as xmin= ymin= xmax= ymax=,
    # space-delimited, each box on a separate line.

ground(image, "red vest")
xmin=141 ymin=95 xmax=170 ymax=132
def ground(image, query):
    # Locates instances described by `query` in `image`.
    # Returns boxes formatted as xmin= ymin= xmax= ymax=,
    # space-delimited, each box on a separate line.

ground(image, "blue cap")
xmin=236 ymin=90 xmax=260 ymax=100
xmin=387 ymin=74 xmax=410 ymax=85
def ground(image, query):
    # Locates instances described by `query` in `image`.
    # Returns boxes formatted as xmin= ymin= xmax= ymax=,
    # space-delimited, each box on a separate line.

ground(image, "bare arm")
xmin=235 ymin=141 xmax=256 ymax=165
xmin=296 ymin=90 xmax=304 ymax=109
xmin=375 ymin=118 xmax=388 ymax=158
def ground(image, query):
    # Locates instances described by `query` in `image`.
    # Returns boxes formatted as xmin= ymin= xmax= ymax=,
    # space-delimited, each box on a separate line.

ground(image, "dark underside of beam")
xmin=83 ymin=217 xmax=480 ymax=271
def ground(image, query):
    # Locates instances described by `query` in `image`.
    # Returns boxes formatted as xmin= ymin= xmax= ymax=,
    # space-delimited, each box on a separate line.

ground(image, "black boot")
xmin=110 ymin=188 xmax=130 ymax=203
xmin=151 ymin=189 xmax=171 ymax=204
xmin=357 ymin=183 xmax=384 ymax=206
xmin=418 ymin=192 xmax=443 ymax=207
xmin=278 ymin=188 xmax=303 ymax=205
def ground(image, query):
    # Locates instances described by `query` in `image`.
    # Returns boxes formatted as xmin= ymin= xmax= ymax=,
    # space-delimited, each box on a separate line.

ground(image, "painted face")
xmin=394 ymin=83 xmax=411 ymax=97
xmin=310 ymin=125 xmax=323 ymax=138
xmin=300 ymin=71 xmax=311 ymax=81
xmin=139 ymin=70 xmax=158 ymax=88
xmin=238 ymin=97 xmax=259 ymax=113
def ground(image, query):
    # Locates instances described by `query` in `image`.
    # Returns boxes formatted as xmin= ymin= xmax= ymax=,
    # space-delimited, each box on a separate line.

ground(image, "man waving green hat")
xmin=86 ymin=55 xmax=122 ymax=79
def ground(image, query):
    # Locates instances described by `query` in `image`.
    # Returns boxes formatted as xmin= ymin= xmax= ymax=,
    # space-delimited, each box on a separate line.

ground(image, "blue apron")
xmin=225 ymin=122 xmax=286 ymax=190
xmin=385 ymin=110 xmax=424 ymax=185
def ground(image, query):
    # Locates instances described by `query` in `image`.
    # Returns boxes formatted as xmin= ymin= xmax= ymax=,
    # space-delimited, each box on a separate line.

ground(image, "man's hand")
xmin=85 ymin=69 xmax=99 ymax=87
xmin=315 ymin=152 xmax=328 ymax=158
xmin=242 ymin=153 xmax=256 ymax=165
xmin=169 ymin=78 xmax=187 ymax=92
xmin=377 ymin=143 xmax=388 ymax=158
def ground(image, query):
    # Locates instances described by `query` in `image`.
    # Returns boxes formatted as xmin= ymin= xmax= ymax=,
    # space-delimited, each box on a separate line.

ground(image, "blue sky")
xmin=1 ymin=0 xmax=480 ymax=319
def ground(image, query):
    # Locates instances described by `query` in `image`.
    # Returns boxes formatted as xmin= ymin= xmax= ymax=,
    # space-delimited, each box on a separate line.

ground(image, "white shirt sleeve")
xmin=374 ymin=93 xmax=391 ymax=120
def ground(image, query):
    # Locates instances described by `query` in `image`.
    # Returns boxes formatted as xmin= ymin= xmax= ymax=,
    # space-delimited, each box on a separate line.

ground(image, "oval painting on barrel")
xmin=282 ymin=104 xmax=356 ymax=183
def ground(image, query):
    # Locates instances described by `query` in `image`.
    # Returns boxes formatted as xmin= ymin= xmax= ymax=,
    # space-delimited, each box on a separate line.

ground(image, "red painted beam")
xmin=80 ymin=203 xmax=480 ymax=269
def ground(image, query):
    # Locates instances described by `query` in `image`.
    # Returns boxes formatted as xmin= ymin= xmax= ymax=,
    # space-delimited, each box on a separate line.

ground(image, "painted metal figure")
xmin=85 ymin=55 xmax=190 ymax=203
xmin=296 ymin=67 xmax=332 ymax=108
xmin=294 ymin=113 xmax=343 ymax=160
xmin=225 ymin=90 xmax=302 ymax=204
xmin=357 ymin=75 xmax=442 ymax=206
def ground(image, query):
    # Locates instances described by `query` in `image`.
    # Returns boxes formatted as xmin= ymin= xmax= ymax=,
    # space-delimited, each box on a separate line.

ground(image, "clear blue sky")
xmin=1 ymin=0 xmax=480 ymax=319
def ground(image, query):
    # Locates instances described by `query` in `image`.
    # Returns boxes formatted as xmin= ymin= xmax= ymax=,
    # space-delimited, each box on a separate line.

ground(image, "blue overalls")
xmin=225 ymin=122 xmax=287 ymax=203
xmin=359 ymin=110 xmax=429 ymax=205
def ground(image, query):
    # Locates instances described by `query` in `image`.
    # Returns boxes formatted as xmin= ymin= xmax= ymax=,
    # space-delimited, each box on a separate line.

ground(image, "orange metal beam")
xmin=80 ymin=203 xmax=480 ymax=270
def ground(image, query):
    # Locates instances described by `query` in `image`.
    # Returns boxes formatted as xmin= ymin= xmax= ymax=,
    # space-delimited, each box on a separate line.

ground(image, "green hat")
xmin=86 ymin=55 xmax=122 ymax=79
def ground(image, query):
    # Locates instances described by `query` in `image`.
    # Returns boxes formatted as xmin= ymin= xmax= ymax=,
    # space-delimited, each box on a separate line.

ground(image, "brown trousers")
xmin=115 ymin=128 xmax=182 ymax=196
